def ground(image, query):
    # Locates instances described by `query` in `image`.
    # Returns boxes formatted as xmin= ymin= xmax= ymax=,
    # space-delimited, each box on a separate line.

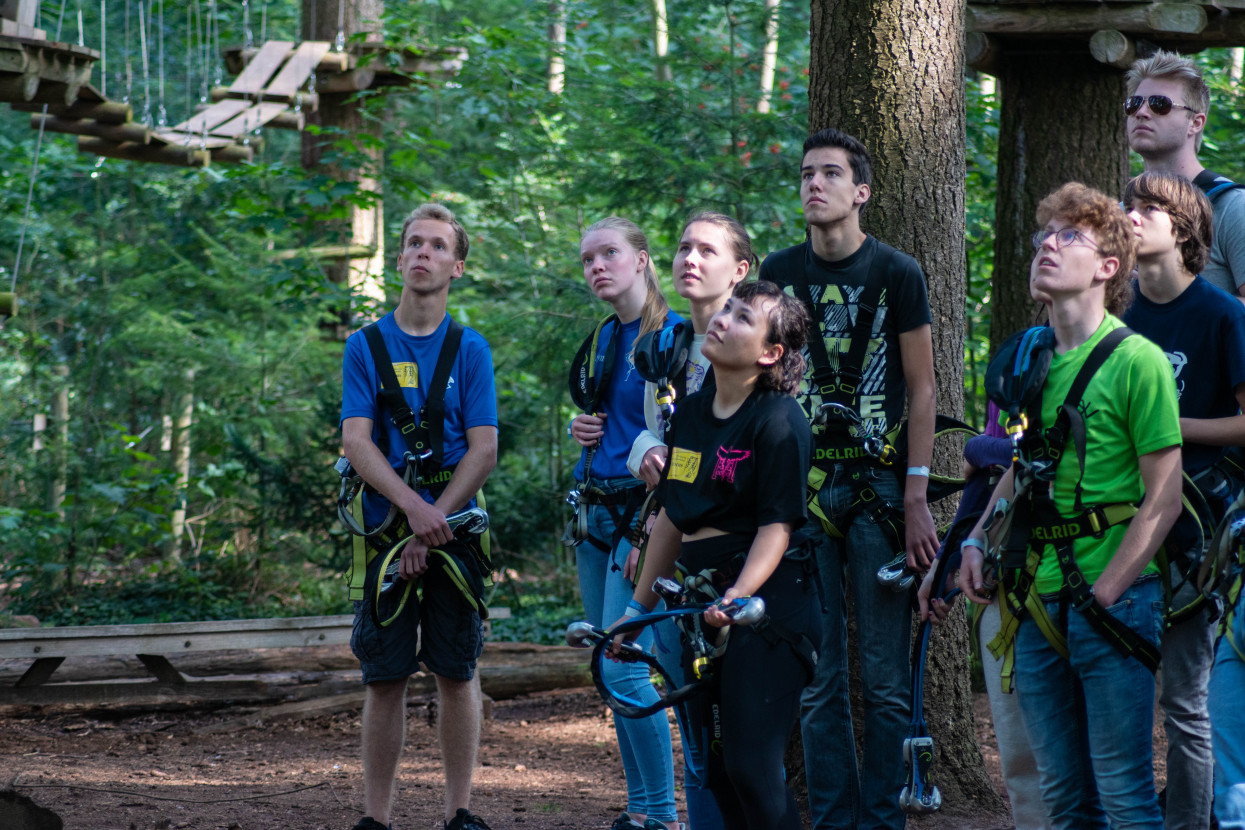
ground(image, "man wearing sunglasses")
xmin=1126 ymin=50 xmax=1245 ymax=302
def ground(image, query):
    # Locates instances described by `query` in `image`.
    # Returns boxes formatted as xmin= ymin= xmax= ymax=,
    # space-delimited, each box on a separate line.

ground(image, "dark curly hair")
xmin=732 ymin=281 xmax=809 ymax=395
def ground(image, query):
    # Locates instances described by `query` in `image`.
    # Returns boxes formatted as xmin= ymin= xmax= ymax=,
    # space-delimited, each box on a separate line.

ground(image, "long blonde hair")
xmin=582 ymin=216 xmax=670 ymax=338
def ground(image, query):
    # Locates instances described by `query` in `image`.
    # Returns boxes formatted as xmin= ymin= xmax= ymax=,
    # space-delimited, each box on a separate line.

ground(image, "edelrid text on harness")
xmin=790 ymin=242 xmax=972 ymax=545
xmin=984 ymin=326 xmax=1160 ymax=689
xmin=336 ymin=319 xmax=493 ymax=620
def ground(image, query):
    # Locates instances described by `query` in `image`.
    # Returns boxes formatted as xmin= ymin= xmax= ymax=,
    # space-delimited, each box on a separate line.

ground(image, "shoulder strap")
xmin=1193 ymin=169 xmax=1244 ymax=203
xmin=363 ymin=318 xmax=464 ymax=471
xmin=568 ymin=314 xmax=620 ymax=414
xmin=1036 ymin=326 xmax=1135 ymax=511
xmin=793 ymin=240 xmax=894 ymax=408
xmin=424 ymin=318 xmax=464 ymax=470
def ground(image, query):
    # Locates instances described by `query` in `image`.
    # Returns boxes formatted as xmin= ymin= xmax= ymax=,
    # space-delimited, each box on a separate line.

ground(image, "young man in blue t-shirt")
xmin=340 ymin=204 xmax=498 ymax=830
xmin=1122 ymin=172 xmax=1245 ymax=830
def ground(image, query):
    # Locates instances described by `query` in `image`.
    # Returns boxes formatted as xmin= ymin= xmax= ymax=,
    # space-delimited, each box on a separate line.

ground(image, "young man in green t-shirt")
xmin=959 ymin=183 xmax=1183 ymax=829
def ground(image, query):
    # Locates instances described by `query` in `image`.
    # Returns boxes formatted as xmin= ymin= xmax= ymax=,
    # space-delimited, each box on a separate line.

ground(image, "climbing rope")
xmin=10 ymin=0 xmax=70 ymax=299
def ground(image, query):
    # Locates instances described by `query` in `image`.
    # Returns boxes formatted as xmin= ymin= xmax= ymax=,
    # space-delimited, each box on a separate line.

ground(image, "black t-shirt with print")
xmin=759 ymin=235 xmax=931 ymax=442
xmin=657 ymin=386 xmax=811 ymax=537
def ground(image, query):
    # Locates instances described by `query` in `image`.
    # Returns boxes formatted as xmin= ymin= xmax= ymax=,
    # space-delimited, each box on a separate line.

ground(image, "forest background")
xmin=1 ymin=0 xmax=1243 ymax=636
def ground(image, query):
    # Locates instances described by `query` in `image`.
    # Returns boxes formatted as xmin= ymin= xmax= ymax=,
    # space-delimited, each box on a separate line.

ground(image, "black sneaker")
xmin=446 ymin=808 xmax=492 ymax=830
xmin=610 ymin=814 xmax=645 ymax=830
xmin=351 ymin=818 xmax=391 ymax=830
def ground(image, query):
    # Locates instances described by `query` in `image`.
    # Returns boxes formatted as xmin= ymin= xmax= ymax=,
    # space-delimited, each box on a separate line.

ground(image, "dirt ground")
xmin=1 ymin=685 xmax=1028 ymax=830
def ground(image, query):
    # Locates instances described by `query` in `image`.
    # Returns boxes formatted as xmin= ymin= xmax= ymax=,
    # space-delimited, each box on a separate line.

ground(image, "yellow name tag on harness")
xmin=392 ymin=362 xmax=419 ymax=388
xmin=668 ymin=448 xmax=701 ymax=483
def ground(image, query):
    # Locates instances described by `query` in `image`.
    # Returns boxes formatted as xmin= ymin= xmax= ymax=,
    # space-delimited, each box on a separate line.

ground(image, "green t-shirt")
xmin=1030 ymin=315 xmax=1182 ymax=593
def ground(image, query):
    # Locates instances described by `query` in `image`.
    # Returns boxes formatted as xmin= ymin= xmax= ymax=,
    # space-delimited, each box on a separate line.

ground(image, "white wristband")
xmin=906 ymin=465 xmax=930 ymax=478
xmin=961 ymin=537 xmax=986 ymax=553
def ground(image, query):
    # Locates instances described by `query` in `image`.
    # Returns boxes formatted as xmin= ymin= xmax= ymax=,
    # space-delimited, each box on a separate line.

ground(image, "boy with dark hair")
xmin=762 ymin=126 xmax=938 ymax=830
xmin=1126 ymin=50 xmax=1245 ymax=298
xmin=1122 ymin=171 xmax=1245 ymax=830
xmin=961 ymin=182 xmax=1183 ymax=829
xmin=341 ymin=203 xmax=498 ymax=830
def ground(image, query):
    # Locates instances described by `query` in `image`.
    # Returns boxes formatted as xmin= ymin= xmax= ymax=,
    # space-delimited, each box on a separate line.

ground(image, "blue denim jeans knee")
xmin=573 ymin=477 xmax=676 ymax=823
xmin=1014 ymin=577 xmax=1164 ymax=830
xmin=800 ymin=464 xmax=911 ymax=830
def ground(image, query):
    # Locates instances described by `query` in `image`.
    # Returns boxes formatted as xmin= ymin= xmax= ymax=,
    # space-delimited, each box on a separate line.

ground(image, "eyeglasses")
xmin=1124 ymin=95 xmax=1198 ymax=117
xmin=1031 ymin=227 xmax=1100 ymax=252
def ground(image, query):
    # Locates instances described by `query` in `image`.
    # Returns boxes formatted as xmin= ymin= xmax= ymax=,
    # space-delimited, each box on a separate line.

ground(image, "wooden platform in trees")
xmin=966 ymin=0 xmax=1245 ymax=74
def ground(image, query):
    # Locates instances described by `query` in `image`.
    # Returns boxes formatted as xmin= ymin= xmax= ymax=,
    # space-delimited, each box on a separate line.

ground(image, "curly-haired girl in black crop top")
xmin=613 ymin=280 xmax=819 ymax=830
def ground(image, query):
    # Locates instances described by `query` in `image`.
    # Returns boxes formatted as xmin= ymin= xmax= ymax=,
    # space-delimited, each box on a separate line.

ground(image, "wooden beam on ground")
xmin=31 ymin=112 xmax=151 ymax=144
xmin=1090 ymin=29 xmax=1138 ymax=68
xmin=966 ymin=3 xmax=1208 ymax=37
xmin=78 ymin=137 xmax=211 ymax=167
xmin=15 ymin=656 xmax=62 ymax=687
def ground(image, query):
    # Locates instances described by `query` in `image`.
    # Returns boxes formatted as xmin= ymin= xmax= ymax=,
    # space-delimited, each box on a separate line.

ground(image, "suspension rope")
xmin=209 ymin=0 xmax=221 ymax=86
xmin=10 ymin=0 xmax=70 ymax=297
xmin=75 ymin=0 xmax=83 ymax=47
xmin=156 ymin=0 xmax=166 ymax=128
xmin=335 ymin=0 xmax=346 ymax=52
xmin=242 ymin=0 xmax=252 ymax=50
xmin=137 ymin=0 xmax=152 ymax=126
xmin=123 ymin=0 xmax=132 ymax=104
xmin=99 ymin=0 xmax=106 ymax=97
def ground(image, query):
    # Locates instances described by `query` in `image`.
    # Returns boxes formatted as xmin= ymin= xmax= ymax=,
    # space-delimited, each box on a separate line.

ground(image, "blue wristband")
xmin=907 ymin=465 xmax=931 ymax=477
xmin=624 ymin=599 xmax=652 ymax=618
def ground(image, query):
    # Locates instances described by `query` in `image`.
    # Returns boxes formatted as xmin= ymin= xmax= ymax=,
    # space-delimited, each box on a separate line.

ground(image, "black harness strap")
xmin=1004 ymin=326 xmax=1161 ymax=672
xmin=363 ymin=317 xmax=464 ymax=475
xmin=791 ymin=241 xmax=893 ymax=412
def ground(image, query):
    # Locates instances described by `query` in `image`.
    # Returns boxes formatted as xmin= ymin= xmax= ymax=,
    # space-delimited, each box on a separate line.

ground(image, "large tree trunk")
xmin=989 ymin=50 xmax=1128 ymax=348
xmin=808 ymin=0 xmax=1002 ymax=813
xmin=302 ymin=0 xmax=385 ymax=325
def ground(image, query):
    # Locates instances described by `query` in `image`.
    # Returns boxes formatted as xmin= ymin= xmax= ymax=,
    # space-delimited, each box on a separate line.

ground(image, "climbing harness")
xmin=336 ymin=319 xmax=493 ymax=619
xmin=563 ymin=315 xmax=635 ymax=549
xmin=983 ymin=326 xmax=1169 ymax=689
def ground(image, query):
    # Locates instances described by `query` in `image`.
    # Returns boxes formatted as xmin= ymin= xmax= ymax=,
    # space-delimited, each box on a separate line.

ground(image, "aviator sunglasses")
xmin=1124 ymin=95 xmax=1198 ymax=117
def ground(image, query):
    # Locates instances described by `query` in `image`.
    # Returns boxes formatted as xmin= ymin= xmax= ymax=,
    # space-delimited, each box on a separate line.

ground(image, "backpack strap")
xmin=568 ymin=314 xmax=620 ymax=414
xmin=1193 ymin=169 xmax=1245 ymax=203
xmin=791 ymin=240 xmax=893 ymax=412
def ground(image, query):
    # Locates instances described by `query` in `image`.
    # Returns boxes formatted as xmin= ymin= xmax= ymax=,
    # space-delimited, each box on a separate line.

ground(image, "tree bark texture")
xmin=990 ymin=49 xmax=1128 ymax=349
xmin=301 ymin=0 xmax=385 ymax=310
xmin=809 ymin=0 xmax=1002 ymax=813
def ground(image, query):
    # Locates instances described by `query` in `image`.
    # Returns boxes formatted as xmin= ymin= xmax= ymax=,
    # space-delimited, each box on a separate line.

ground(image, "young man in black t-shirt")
xmin=760 ymin=128 xmax=937 ymax=830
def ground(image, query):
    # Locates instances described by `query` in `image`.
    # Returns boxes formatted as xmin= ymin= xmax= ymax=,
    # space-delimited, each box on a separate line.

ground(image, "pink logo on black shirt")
xmin=711 ymin=447 xmax=751 ymax=483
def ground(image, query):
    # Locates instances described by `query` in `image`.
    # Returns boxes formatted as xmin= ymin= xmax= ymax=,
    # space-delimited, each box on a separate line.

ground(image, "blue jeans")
xmin=1158 ymin=581 xmax=1214 ymax=830
xmin=1210 ymin=590 xmax=1245 ymax=829
xmin=1014 ymin=577 xmax=1164 ymax=830
xmin=654 ymin=616 xmax=725 ymax=830
xmin=574 ymin=477 xmax=677 ymax=824
xmin=800 ymin=464 xmax=911 ymax=830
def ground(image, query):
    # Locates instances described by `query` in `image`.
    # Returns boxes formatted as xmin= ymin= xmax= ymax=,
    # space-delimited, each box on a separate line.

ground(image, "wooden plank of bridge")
xmin=210 ymin=101 xmax=296 ymax=138
xmin=228 ymin=39 xmax=295 ymax=97
xmin=265 ymin=40 xmax=332 ymax=100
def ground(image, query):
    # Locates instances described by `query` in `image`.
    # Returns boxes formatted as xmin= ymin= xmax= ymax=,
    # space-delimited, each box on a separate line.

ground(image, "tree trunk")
xmin=649 ymin=0 xmax=671 ymax=83
xmin=169 ymin=368 xmax=195 ymax=562
xmin=809 ymin=0 xmax=1002 ymax=812
xmin=989 ymin=50 xmax=1128 ymax=349
xmin=548 ymin=0 xmax=566 ymax=94
xmin=756 ymin=0 xmax=780 ymax=114
xmin=301 ymin=0 xmax=385 ymax=326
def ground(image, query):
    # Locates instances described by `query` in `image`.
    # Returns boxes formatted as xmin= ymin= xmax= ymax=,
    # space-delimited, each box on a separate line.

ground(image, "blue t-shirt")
xmin=573 ymin=312 xmax=682 ymax=481
xmin=341 ymin=312 xmax=498 ymax=525
xmin=1124 ymin=276 xmax=1245 ymax=473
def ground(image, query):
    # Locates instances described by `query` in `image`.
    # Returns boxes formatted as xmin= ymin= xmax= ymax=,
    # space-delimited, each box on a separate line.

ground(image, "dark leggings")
xmin=680 ymin=540 xmax=821 ymax=830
